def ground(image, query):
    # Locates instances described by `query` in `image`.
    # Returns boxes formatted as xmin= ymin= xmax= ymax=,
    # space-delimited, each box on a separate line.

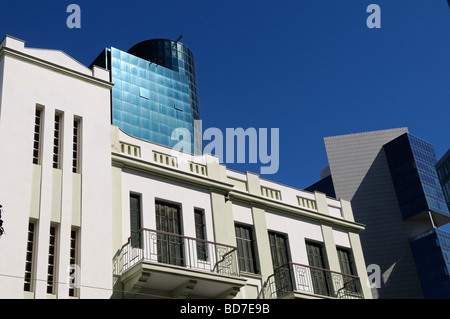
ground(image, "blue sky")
xmin=1 ymin=0 xmax=449 ymax=190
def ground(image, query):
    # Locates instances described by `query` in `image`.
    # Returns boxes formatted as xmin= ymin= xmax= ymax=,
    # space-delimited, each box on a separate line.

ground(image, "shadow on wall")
xmin=351 ymin=149 xmax=424 ymax=299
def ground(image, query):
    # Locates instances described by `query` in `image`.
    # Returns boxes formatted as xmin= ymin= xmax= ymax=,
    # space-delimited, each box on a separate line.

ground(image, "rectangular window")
xmin=337 ymin=247 xmax=354 ymax=275
xmin=194 ymin=209 xmax=207 ymax=261
xmin=53 ymin=113 xmax=62 ymax=169
xmin=337 ymin=247 xmax=359 ymax=294
xmin=155 ymin=200 xmax=183 ymax=266
xmin=47 ymin=225 xmax=58 ymax=294
xmin=69 ymin=228 xmax=79 ymax=297
xmin=306 ymin=241 xmax=329 ymax=296
xmin=72 ymin=118 xmax=81 ymax=173
xmin=32 ymin=108 xmax=42 ymax=165
xmin=268 ymin=231 xmax=292 ymax=296
xmin=130 ymin=194 xmax=142 ymax=248
xmin=235 ymin=224 xmax=258 ymax=274
xmin=24 ymin=221 xmax=36 ymax=292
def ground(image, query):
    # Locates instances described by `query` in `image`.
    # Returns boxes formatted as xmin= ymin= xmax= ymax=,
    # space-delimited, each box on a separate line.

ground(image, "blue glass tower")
xmin=91 ymin=39 xmax=201 ymax=154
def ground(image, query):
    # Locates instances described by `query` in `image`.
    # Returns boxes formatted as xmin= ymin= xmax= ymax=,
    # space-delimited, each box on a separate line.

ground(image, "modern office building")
xmin=90 ymin=38 xmax=201 ymax=154
xmin=436 ymin=149 xmax=450 ymax=212
xmin=0 ymin=35 xmax=373 ymax=299
xmin=307 ymin=128 xmax=450 ymax=298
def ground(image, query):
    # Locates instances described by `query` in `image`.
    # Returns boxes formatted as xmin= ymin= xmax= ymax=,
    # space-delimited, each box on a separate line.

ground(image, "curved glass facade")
xmin=92 ymin=39 xmax=201 ymax=153
xmin=128 ymin=39 xmax=200 ymax=123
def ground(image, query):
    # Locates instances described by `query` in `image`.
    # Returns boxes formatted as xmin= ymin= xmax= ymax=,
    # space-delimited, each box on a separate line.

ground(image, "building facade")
xmin=91 ymin=39 xmax=201 ymax=154
xmin=0 ymin=35 xmax=113 ymax=298
xmin=111 ymin=127 xmax=372 ymax=299
xmin=0 ymin=35 xmax=372 ymax=299
xmin=307 ymin=128 xmax=450 ymax=298
xmin=436 ymin=149 xmax=450 ymax=212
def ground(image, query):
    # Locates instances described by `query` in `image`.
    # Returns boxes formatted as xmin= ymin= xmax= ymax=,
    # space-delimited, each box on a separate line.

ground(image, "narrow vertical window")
xmin=130 ymin=194 xmax=142 ymax=248
xmin=306 ymin=241 xmax=329 ymax=296
xmin=47 ymin=225 xmax=58 ymax=294
xmin=53 ymin=113 xmax=62 ymax=169
xmin=32 ymin=108 xmax=42 ymax=165
xmin=194 ymin=209 xmax=207 ymax=261
xmin=337 ymin=247 xmax=359 ymax=294
xmin=69 ymin=228 xmax=79 ymax=297
xmin=24 ymin=221 xmax=36 ymax=292
xmin=72 ymin=118 xmax=80 ymax=173
xmin=235 ymin=224 xmax=258 ymax=274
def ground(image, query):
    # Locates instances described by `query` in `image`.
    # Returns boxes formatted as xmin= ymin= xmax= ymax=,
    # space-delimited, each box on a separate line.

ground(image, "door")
xmin=268 ymin=232 xmax=292 ymax=297
xmin=306 ymin=241 xmax=329 ymax=296
xmin=155 ymin=201 xmax=184 ymax=267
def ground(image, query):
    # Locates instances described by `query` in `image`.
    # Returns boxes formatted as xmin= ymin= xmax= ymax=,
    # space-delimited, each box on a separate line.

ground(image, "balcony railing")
xmin=113 ymin=228 xmax=239 ymax=281
xmin=263 ymin=262 xmax=364 ymax=299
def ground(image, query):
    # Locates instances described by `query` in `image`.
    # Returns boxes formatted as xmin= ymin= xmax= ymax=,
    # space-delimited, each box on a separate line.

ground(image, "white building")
xmin=0 ymin=35 xmax=372 ymax=299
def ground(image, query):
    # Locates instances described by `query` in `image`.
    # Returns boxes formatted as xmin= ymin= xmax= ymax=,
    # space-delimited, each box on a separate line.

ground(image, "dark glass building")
xmin=307 ymin=128 xmax=450 ymax=298
xmin=409 ymin=228 xmax=450 ymax=298
xmin=91 ymin=39 xmax=201 ymax=154
xmin=436 ymin=149 xmax=450 ymax=212
xmin=383 ymin=134 xmax=450 ymax=223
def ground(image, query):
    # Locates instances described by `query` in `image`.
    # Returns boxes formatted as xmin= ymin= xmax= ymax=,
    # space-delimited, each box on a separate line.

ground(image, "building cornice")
xmin=0 ymin=46 xmax=113 ymax=89
xmin=229 ymin=188 xmax=366 ymax=233
xmin=112 ymin=153 xmax=366 ymax=233
xmin=112 ymin=153 xmax=235 ymax=194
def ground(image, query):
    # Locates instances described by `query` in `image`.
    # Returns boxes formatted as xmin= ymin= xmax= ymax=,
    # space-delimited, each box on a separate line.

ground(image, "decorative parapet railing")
xmin=260 ymin=186 xmax=282 ymax=200
xmin=189 ymin=162 xmax=207 ymax=176
xmin=153 ymin=151 xmax=178 ymax=168
xmin=297 ymin=196 xmax=317 ymax=211
xmin=120 ymin=141 xmax=141 ymax=158
xmin=113 ymin=228 xmax=239 ymax=281
xmin=263 ymin=262 xmax=364 ymax=299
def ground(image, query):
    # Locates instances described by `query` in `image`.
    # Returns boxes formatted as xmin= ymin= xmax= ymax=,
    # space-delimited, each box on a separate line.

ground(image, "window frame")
xmin=24 ymin=221 xmax=37 ymax=292
xmin=234 ymin=223 xmax=258 ymax=274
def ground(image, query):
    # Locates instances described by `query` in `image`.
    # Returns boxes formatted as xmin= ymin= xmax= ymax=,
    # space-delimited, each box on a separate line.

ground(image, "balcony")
xmin=263 ymin=262 xmax=364 ymax=299
xmin=113 ymin=228 xmax=247 ymax=299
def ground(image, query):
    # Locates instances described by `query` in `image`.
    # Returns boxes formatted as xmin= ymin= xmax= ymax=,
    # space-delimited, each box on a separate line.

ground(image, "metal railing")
xmin=113 ymin=228 xmax=239 ymax=281
xmin=263 ymin=262 xmax=364 ymax=299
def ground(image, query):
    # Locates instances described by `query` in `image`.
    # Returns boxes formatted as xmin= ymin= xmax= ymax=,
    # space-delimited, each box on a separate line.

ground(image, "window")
xmin=32 ymin=108 xmax=42 ymax=165
xmin=72 ymin=118 xmax=81 ymax=173
xmin=337 ymin=247 xmax=355 ymax=276
xmin=53 ymin=113 xmax=62 ymax=169
xmin=69 ymin=228 xmax=79 ymax=297
xmin=194 ymin=209 xmax=207 ymax=261
xmin=235 ymin=224 xmax=258 ymax=274
xmin=337 ymin=247 xmax=359 ymax=294
xmin=268 ymin=231 xmax=292 ymax=296
xmin=47 ymin=225 xmax=58 ymax=294
xmin=24 ymin=221 xmax=36 ymax=292
xmin=306 ymin=241 xmax=329 ymax=296
xmin=155 ymin=200 xmax=183 ymax=266
xmin=268 ymin=231 xmax=290 ymax=269
xmin=129 ymin=194 xmax=142 ymax=248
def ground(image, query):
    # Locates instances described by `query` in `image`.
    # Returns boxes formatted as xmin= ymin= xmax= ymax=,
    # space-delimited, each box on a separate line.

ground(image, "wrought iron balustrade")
xmin=113 ymin=228 xmax=239 ymax=279
xmin=263 ymin=262 xmax=364 ymax=299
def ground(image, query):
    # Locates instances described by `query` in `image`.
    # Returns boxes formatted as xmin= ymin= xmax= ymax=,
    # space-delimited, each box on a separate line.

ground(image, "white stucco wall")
xmin=0 ymin=36 xmax=113 ymax=299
